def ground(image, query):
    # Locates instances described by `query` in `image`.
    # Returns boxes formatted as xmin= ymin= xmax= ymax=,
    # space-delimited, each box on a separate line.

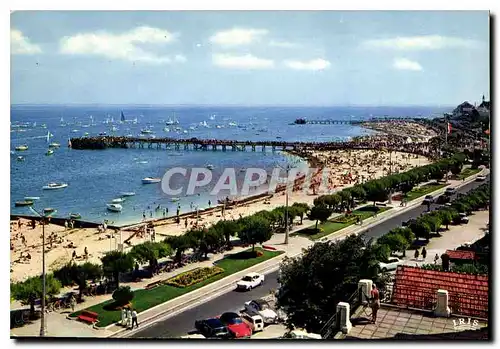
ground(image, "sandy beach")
xmin=361 ymin=121 xmax=438 ymax=141
xmin=10 ymin=145 xmax=430 ymax=282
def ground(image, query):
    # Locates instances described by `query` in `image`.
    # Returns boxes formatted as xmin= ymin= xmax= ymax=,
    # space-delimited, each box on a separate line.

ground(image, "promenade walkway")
xmin=10 ymin=170 xmax=486 ymax=338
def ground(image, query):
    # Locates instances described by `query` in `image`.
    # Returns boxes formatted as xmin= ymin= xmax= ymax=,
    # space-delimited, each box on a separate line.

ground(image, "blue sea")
xmin=10 ymin=105 xmax=450 ymax=226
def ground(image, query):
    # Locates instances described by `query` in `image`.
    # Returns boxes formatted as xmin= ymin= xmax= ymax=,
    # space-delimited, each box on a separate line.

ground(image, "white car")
xmin=378 ymin=257 xmax=403 ymax=272
xmin=236 ymin=272 xmax=264 ymax=291
xmin=476 ymin=175 xmax=486 ymax=182
xmin=244 ymin=299 xmax=278 ymax=324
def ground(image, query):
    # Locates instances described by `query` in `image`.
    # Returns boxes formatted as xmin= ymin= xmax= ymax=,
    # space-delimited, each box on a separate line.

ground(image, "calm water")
xmin=10 ymin=105 xmax=450 ymax=226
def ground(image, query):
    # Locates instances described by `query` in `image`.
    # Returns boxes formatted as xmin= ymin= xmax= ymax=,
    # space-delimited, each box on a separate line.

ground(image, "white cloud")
xmin=11 ymin=29 xmax=42 ymax=54
xmin=363 ymin=35 xmax=480 ymax=50
xmin=59 ymin=26 xmax=183 ymax=64
xmin=174 ymin=54 xmax=187 ymax=63
xmin=209 ymin=28 xmax=268 ymax=46
xmin=269 ymin=40 xmax=300 ymax=48
xmin=393 ymin=58 xmax=423 ymax=71
xmin=212 ymin=53 xmax=274 ymax=69
xmin=284 ymin=58 xmax=331 ymax=71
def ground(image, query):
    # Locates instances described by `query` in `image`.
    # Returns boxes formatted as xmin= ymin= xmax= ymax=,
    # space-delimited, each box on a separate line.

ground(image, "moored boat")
xmin=15 ymin=145 xmax=29 ymax=151
xmin=171 ymin=197 xmax=180 ymax=202
xmin=49 ymin=142 xmax=60 ymax=148
xmin=46 ymin=149 xmax=54 ymax=156
xmin=15 ymin=200 xmax=34 ymax=207
xmin=42 ymin=182 xmax=68 ymax=190
xmin=106 ymin=203 xmax=122 ymax=212
xmin=120 ymin=192 xmax=136 ymax=197
xmin=24 ymin=196 xmax=40 ymax=200
xmin=111 ymin=198 xmax=125 ymax=203
xmin=70 ymin=213 xmax=81 ymax=219
xmin=206 ymin=164 xmax=214 ymax=170
xmin=142 ymin=177 xmax=161 ymax=184
xmin=16 ymin=156 xmax=25 ymax=162
xmin=43 ymin=207 xmax=57 ymax=214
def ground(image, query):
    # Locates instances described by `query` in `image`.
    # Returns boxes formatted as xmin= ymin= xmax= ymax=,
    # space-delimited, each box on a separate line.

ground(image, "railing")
xmin=319 ymin=288 xmax=360 ymax=339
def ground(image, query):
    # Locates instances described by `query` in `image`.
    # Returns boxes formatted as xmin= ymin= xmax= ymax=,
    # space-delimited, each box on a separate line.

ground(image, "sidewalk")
xmin=11 ymin=168 xmax=486 ymax=337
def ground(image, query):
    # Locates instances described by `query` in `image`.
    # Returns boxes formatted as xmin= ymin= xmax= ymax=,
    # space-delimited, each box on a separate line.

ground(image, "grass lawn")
xmin=457 ymin=168 xmax=481 ymax=180
xmin=293 ymin=206 xmax=391 ymax=240
xmin=70 ymin=247 xmax=283 ymax=327
xmin=405 ymin=182 xmax=448 ymax=201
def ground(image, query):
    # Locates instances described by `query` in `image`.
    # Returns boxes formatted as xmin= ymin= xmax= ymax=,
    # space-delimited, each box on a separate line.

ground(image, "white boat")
xmin=171 ymin=197 xmax=180 ymax=202
xmin=228 ymin=122 xmax=237 ymax=127
xmin=15 ymin=145 xmax=28 ymax=151
xmin=111 ymin=198 xmax=125 ymax=203
xmin=106 ymin=203 xmax=122 ymax=212
xmin=16 ymin=156 xmax=25 ymax=162
xmin=24 ymin=196 xmax=40 ymax=200
xmin=206 ymin=164 xmax=214 ymax=170
xmin=72 ymin=129 xmax=79 ymax=133
xmin=209 ymin=115 xmax=216 ymax=120
xmin=200 ymin=121 xmax=209 ymax=128
xmin=141 ymin=129 xmax=154 ymax=134
xmin=45 ymin=149 xmax=54 ymax=156
xmin=120 ymin=192 xmax=136 ymax=197
xmin=42 ymin=182 xmax=68 ymax=190
xmin=49 ymin=142 xmax=60 ymax=148
xmin=164 ymin=127 xmax=170 ymax=132
xmin=189 ymin=126 xmax=196 ymax=131
xmin=142 ymin=177 xmax=161 ymax=184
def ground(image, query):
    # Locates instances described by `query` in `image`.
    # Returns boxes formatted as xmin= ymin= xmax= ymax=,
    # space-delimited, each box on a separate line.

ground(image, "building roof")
xmin=344 ymin=305 xmax=488 ymax=340
xmin=446 ymin=249 xmax=476 ymax=260
xmin=478 ymin=101 xmax=490 ymax=109
xmin=391 ymin=266 xmax=488 ymax=319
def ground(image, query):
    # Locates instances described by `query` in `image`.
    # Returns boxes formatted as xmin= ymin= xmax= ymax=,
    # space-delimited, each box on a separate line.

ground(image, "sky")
xmin=10 ymin=11 xmax=490 ymax=106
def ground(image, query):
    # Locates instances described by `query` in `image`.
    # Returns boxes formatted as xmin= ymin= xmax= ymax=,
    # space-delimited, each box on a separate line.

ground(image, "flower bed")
xmin=331 ymin=214 xmax=360 ymax=224
xmin=166 ymin=266 xmax=225 ymax=288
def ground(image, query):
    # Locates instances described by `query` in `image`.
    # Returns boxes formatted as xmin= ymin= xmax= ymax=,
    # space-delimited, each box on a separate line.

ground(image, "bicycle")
xmin=14 ymin=310 xmax=30 ymax=326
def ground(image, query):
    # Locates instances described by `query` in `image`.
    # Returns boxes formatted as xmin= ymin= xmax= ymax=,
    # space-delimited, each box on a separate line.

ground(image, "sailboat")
xmin=209 ymin=115 xmax=216 ymax=120
xmin=60 ymin=116 xmax=67 ymax=127
xmin=121 ymin=111 xmax=126 ymax=123
xmin=47 ymin=131 xmax=60 ymax=148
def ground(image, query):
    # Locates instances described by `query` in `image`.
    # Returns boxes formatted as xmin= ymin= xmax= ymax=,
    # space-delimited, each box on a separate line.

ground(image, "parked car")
xmin=459 ymin=213 xmax=469 ymax=224
xmin=236 ymin=272 xmax=264 ymax=291
xmin=422 ymin=195 xmax=434 ymax=204
xmin=444 ymin=187 xmax=457 ymax=196
xmin=378 ymin=257 xmax=403 ymax=272
xmin=244 ymin=299 xmax=278 ymax=324
xmin=476 ymin=175 xmax=487 ymax=182
xmin=218 ymin=312 xmax=252 ymax=338
xmin=194 ymin=318 xmax=231 ymax=339
xmin=241 ymin=313 xmax=264 ymax=333
xmin=436 ymin=195 xmax=451 ymax=204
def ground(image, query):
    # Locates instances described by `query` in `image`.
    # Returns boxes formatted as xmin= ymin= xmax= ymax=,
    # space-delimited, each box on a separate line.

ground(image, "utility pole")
xmin=284 ymin=165 xmax=289 ymax=245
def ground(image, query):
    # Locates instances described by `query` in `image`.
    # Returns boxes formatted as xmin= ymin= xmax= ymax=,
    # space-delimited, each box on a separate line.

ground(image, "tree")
xmin=72 ymin=262 xmax=103 ymax=302
xmin=307 ymin=205 xmax=333 ymax=230
xmin=422 ymin=215 xmax=442 ymax=233
xmin=377 ymin=232 xmax=409 ymax=256
xmin=338 ymin=191 xmax=352 ymax=210
xmin=363 ymin=181 xmax=388 ymax=205
xmin=112 ymin=286 xmax=134 ymax=306
xmin=349 ymin=185 xmax=367 ymax=202
xmin=238 ymin=215 xmax=273 ymax=252
xmin=276 ymin=234 xmax=383 ymax=333
xmin=437 ymin=209 xmax=453 ymax=230
xmin=324 ymin=194 xmax=341 ymax=211
xmin=291 ymin=202 xmax=309 ymax=224
xmin=131 ymin=241 xmax=173 ymax=270
xmin=213 ymin=219 xmax=240 ymax=247
xmin=165 ymin=234 xmax=195 ymax=262
xmin=11 ymin=274 xmax=62 ymax=318
xmin=409 ymin=220 xmax=431 ymax=241
xmin=399 ymin=181 xmax=414 ymax=197
xmin=101 ymin=251 xmax=135 ymax=288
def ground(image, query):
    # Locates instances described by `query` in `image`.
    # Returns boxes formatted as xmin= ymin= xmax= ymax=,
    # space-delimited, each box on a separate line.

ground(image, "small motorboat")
xmin=69 ymin=213 xmax=81 ymax=219
xmin=49 ymin=142 xmax=60 ymax=148
xmin=142 ymin=177 xmax=161 ymax=184
xmin=15 ymin=145 xmax=28 ymax=151
xmin=42 ymin=182 xmax=68 ymax=190
xmin=15 ymin=200 xmax=34 ymax=207
xmin=43 ymin=208 xmax=57 ymax=214
xmin=106 ymin=203 xmax=123 ymax=212
xmin=16 ymin=156 xmax=25 ymax=162
xmin=111 ymin=198 xmax=125 ymax=203
xmin=141 ymin=129 xmax=154 ymax=134
xmin=206 ymin=164 xmax=214 ymax=170
xmin=24 ymin=196 xmax=40 ymax=200
xmin=46 ymin=149 xmax=54 ymax=156
xmin=99 ymin=132 xmax=107 ymax=136
xmin=120 ymin=192 xmax=136 ymax=197
xmin=171 ymin=197 xmax=180 ymax=202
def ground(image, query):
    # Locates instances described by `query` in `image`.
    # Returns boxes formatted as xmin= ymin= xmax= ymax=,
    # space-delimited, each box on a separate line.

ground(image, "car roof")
xmin=206 ymin=318 xmax=225 ymax=327
xmin=221 ymin=312 xmax=240 ymax=319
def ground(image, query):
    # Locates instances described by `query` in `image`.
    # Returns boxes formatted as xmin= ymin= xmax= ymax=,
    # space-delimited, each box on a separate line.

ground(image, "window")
xmin=242 ymin=276 xmax=252 ymax=282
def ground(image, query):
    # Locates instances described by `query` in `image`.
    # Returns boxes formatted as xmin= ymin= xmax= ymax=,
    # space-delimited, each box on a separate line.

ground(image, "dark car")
xmin=444 ymin=187 xmax=457 ymax=196
xmin=422 ymin=195 xmax=434 ymax=205
xmin=436 ymin=195 xmax=451 ymax=204
xmin=194 ymin=318 xmax=231 ymax=339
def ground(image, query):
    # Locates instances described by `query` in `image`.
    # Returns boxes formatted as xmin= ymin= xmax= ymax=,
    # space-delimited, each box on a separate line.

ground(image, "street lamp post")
xmin=40 ymin=215 xmax=47 ymax=337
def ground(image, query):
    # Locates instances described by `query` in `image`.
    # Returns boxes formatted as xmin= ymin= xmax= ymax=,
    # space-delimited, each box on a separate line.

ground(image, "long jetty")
xmin=69 ymin=136 xmax=437 ymax=159
xmin=300 ymin=116 xmax=421 ymax=125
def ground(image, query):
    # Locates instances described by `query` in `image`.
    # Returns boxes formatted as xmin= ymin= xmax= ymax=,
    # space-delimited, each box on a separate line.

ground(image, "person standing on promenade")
xmin=422 ymin=247 xmax=427 ymax=261
xmin=414 ymin=249 xmax=420 ymax=261
xmin=434 ymin=253 xmax=439 ymax=264
xmin=131 ymin=309 xmax=139 ymax=329
xmin=370 ymin=284 xmax=381 ymax=324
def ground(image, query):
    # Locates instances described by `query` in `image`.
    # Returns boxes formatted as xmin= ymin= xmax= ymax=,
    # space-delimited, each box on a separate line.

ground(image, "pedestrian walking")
xmin=131 ymin=309 xmax=139 ymax=329
xmin=414 ymin=249 xmax=420 ymax=261
xmin=70 ymin=294 xmax=76 ymax=312
xmin=422 ymin=247 xmax=427 ymax=260
xmin=64 ymin=220 xmax=68 ymax=230
xmin=370 ymin=284 xmax=381 ymax=324
xmin=434 ymin=253 xmax=439 ymax=264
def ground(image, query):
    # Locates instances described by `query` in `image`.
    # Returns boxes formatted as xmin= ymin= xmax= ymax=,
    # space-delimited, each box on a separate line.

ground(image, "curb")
xmin=107 ymin=168 xmax=486 ymax=337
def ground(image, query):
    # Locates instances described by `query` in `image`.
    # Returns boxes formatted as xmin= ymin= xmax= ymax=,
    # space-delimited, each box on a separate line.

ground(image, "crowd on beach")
xmin=11 ymin=120 xmax=437 ymax=282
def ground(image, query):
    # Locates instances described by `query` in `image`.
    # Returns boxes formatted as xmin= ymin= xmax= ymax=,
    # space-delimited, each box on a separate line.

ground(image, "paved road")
xmin=132 ymin=176 xmax=488 ymax=338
